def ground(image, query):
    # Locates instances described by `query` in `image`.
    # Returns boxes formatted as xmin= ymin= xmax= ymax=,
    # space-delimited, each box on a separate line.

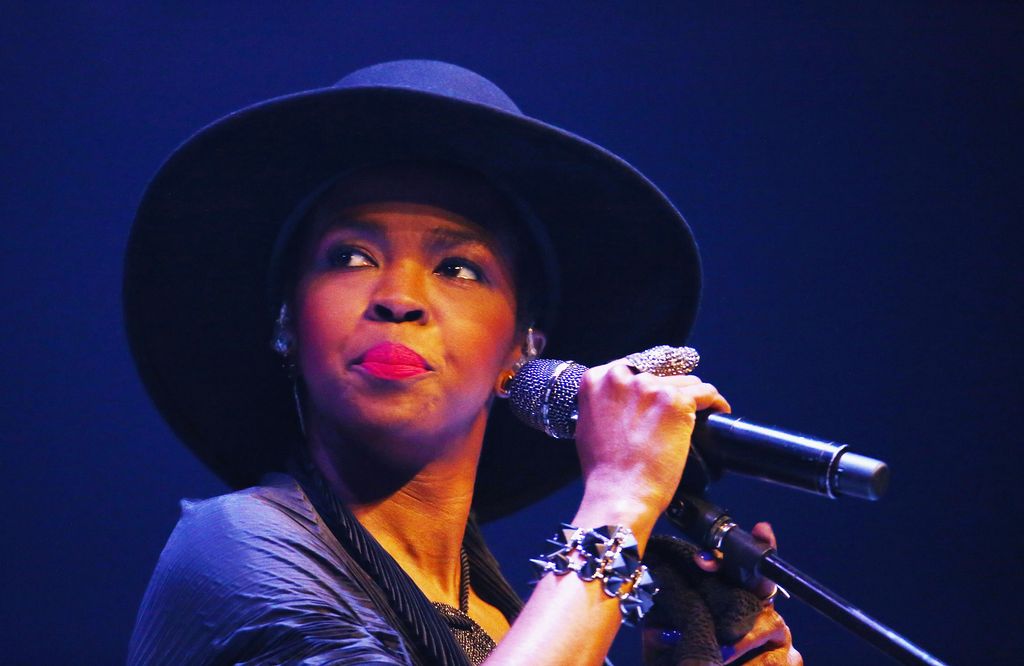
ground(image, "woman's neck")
xmin=307 ymin=413 xmax=486 ymax=606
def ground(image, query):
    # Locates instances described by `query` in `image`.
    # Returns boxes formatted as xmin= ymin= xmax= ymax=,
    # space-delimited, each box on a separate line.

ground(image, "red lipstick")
xmin=355 ymin=342 xmax=430 ymax=380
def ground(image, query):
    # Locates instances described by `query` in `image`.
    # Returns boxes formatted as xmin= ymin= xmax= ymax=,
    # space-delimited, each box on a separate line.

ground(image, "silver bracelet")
xmin=530 ymin=523 xmax=658 ymax=626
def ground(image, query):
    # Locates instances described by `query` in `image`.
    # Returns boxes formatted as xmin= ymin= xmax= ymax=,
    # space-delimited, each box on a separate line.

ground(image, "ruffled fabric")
xmin=128 ymin=469 xmax=522 ymax=665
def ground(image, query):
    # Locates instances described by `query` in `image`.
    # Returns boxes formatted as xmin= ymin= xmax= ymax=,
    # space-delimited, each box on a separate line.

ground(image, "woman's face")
xmin=293 ymin=195 xmax=523 ymax=463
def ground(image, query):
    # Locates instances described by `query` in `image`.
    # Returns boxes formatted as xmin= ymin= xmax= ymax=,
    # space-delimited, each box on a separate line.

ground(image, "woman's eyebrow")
xmin=320 ymin=218 xmax=386 ymax=238
xmin=425 ymin=225 xmax=493 ymax=250
xmin=317 ymin=217 xmax=496 ymax=253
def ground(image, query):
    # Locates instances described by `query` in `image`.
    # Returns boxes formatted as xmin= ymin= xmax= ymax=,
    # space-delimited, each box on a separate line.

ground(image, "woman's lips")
xmin=354 ymin=342 xmax=430 ymax=379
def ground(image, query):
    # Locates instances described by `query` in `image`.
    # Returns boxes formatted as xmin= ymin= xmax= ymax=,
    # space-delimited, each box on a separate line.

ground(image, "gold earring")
xmin=495 ymin=369 xmax=516 ymax=399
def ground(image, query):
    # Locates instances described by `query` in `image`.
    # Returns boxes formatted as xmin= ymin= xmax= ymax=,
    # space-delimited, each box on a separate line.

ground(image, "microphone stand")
xmin=664 ymin=491 xmax=948 ymax=666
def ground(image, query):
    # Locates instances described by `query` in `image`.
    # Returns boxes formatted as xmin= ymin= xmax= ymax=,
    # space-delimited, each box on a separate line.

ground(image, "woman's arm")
xmin=486 ymin=362 xmax=732 ymax=665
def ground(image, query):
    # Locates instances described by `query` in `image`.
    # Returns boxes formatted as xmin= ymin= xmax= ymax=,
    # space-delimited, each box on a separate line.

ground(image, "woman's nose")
xmin=366 ymin=265 xmax=429 ymax=324
xmin=369 ymin=300 xmax=426 ymax=323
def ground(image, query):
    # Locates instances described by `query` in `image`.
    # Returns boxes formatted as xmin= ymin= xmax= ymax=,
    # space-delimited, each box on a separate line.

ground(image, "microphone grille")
xmin=507 ymin=359 xmax=588 ymax=439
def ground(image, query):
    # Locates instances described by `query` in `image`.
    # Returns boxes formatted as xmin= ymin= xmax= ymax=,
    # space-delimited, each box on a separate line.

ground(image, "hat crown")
xmin=334 ymin=60 xmax=522 ymax=115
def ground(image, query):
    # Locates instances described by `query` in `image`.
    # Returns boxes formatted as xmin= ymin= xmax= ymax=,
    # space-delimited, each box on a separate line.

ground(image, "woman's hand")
xmin=572 ymin=362 xmax=730 ymax=541
xmin=643 ymin=523 xmax=802 ymax=666
xmin=698 ymin=522 xmax=801 ymax=665
xmin=721 ymin=607 xmax=802 ymax=665
xmin=643 ymin=606 xmax=801 ymax=666
xmin=694 ymin=523 xmax=779 ymax=599
xmin=488 ymin=362 xmax=734 ymax=666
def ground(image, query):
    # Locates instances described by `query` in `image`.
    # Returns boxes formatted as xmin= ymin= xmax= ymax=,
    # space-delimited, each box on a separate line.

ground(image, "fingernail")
xmin=698 ymin=550 xmax=716 ymax=562
xmin=720 ymin=644 xmax=736 ymax=661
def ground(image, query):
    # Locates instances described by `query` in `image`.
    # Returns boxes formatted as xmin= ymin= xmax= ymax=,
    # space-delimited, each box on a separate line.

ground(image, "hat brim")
xmin=124 ymin=84 xmax=700 ymax=521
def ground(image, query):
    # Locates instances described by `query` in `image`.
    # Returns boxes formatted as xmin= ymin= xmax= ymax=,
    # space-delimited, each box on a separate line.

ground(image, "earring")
xmin=495 ymin=370 xmax=516 ymax=399
xmin=523 ymin=327 xmax=539 ymax=362
xmin=272 ymin=302 xmax=306 ymax=436
xmin=496 ymin=326 xmax=545 ymax=399
xmin=272 ymin=303 xmax=295 ymax=358
xmin=514 ymin=326 xmax=545 ymax=371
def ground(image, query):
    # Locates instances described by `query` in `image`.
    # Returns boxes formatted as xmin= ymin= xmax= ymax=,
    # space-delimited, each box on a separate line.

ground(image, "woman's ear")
xmin=495 ymin=326 xmax=547 ymax=399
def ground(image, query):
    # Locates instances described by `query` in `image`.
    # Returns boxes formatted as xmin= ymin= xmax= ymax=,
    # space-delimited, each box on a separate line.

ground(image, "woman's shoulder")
xmin=172 ymin=472 xmax=323 ymax=545
xmin=144 ymin=473 xmax=346 ymax=593
xmin=129 ymin=474 xmax=412 ymax=664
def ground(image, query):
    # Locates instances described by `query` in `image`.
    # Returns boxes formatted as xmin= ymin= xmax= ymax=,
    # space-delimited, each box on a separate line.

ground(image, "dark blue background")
xmin=3 ymin=3 xmax=1020 ymax=664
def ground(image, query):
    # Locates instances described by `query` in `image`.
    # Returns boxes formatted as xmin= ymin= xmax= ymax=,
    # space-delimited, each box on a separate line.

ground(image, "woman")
xmin=126 ymin=60 xmax=800 ymax=665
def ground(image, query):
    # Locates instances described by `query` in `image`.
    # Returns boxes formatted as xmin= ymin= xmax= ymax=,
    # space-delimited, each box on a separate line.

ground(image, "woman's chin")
xmin=321 ymin=404 xmax=483 ymax=458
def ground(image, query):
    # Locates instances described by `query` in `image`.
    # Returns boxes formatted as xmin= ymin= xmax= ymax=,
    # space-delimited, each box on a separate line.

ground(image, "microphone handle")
xmin=694 ymin=413 xmax=889 ymax=501
xmin=505 ymin=357 xmax=890 ymax=500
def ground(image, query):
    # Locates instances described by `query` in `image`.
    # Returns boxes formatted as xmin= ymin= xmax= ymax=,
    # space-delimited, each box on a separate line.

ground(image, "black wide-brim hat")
xmin=124 ymin=60 xmax=701 ymax=521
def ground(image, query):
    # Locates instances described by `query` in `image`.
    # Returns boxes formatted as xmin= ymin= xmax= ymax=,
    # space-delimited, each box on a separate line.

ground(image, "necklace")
xmin=430 ymin=546 xmax=496 ymax=665
xmin=458 ymin=546 xmax=470 ymax=612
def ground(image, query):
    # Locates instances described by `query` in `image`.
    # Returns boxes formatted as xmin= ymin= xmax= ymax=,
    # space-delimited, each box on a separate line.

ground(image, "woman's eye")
xmin=435 ymin=258 xmax=483 ymax=282
xmin=326 ymin=245 xmax=376 ymax=269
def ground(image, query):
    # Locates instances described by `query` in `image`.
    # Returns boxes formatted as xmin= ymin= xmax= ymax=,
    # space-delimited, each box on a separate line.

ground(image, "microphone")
xmin=506 ymin=355 xmax=889 ymax=501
